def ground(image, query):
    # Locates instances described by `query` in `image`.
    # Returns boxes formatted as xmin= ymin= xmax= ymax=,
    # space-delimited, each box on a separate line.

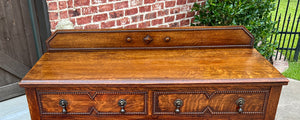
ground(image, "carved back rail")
xmin=46 ymin=26 xmax=254 ymax=51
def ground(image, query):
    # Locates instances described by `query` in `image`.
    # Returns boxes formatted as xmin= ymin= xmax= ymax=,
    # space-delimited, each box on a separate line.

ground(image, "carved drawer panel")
xmin=153 ymin=90 xmax=269 ymax=115
xmin=37 ymin=91 xmax=148 ymax=115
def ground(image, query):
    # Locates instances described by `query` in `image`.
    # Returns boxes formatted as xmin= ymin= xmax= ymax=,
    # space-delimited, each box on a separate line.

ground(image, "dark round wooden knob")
xmin=126 ymin=37 xmax=132 ymax=42
xmin=164 ymin=36 xmax=171 ymax=42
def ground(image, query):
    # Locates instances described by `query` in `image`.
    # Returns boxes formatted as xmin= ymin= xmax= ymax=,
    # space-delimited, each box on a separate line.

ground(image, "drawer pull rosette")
xmin=118 ymin=99 xmax=127 ymax=113
xmin=174 ymin=99 xmax=183 ymax=113
xmin=59 ymin=99 xmax=68 ymax=114
xmin=236 ymin=98 xmax=245 ymax=113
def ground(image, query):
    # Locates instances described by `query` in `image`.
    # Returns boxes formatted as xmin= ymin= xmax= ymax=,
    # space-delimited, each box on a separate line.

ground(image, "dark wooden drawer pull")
xmin=164 ymin=36 xmax=171 ymax=42
xmin=143 ymin=35 xmax=153 ymax=44
xmin=59 ymin=99 xmax=68 ymax=114
xmin=174 ymin=99 xmax=183 ymax=113
xmin=236 ymin=98 xmax=245 ymax=113
xmin=118 ymin=99 xmax=127 ymax=113
xmin=125 ymin=37 xmax=132 ymax=43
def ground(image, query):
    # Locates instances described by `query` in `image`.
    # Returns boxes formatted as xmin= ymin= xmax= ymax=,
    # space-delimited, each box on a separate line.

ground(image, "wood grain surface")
xmin=20 ymin=26 xmax=288 ymax=120
xmin=39 ymin=92 xmax=146 ymax=114
xmin=20 ymin=48 xmax=287 ymax=87
xmin=154 ymin=91 xmax=267 ymax=113
xmin=46 ymin=26 xmax=254 ymax=51
xmin=33 ymin=87 xmax=270 ymax=120
xmin=0 ymin=0 xmax=38 ymax=101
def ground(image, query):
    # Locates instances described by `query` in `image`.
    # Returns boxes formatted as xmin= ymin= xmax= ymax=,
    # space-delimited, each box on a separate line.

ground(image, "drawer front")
xmin=153 ymin=90 xmax=269 ymax=115
xmin=37 ymin=91 xmax=147 ymax=115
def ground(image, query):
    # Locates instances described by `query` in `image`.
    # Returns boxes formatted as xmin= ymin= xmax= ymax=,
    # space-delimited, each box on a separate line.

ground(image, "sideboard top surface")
xmin=19 ymin=26 xmax=288 ymax=87
xmin=20 ymin=48 xmax=288 ymax=86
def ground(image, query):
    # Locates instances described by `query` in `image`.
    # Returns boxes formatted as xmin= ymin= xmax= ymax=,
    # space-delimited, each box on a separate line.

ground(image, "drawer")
xmin=153 ymin=90 xmax=269 ymax=115
xmin=37 ymin=91 xmax=147 ymax=115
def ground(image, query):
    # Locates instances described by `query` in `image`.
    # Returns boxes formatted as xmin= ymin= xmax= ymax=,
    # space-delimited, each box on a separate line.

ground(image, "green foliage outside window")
xmin=191 ymin=0 xmax=277 ymax=60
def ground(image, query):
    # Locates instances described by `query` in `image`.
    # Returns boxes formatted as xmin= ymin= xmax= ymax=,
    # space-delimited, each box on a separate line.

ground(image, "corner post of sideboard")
xmin=25 ymin=88 xmax=41 ymax=120
xmin=265 ymin=85 xmax=283 ymax=120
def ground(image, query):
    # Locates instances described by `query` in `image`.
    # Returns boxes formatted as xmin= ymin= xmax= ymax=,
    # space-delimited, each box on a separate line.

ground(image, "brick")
xmin=76 ymin=16 xmax=92 ymax=25
xmin=152 ymin=3 xmax=164 ymax=10
xmin=145 ymin=12 xmax=156 ymax=19
xmin=93 ymin=13 xmax=108 ymax=22
xmin=191 ymin=18 xmax=195 ymax=23
xmin=169 ymin=22 xmax=179 ymax=27
xmin=170 ymin=8 xmax=180 ymax=14
xmin=125 ymin=24 xmax=137 ymax=29
xmin=165 ymin=1 xmax=175 ymax=8
xmin=70 ymin=18 xmax=76 ymax=25
xmin=117 ymin=17 xmax=130 ymax=26
xmin=109 ymin=10 xmax=124 ymax=18
xmin=67 ymin=0 xmax=73 ymax=8
xmin=101 ymin=20 xmax=115 ymax=28
xmin=181 ymin=5 xmax=192 ymax=12
xmin=60 ymin=10 xmax=68 ymax=19
xmin=92 ymin=0 xmax=106 ymax=4
xmin=138 ymin=21 xmax=150 ymax=28
xmin=108 ymin=0 xmax=122 ymax=2
xmin=59 ymin=1 xmax=67 ymax=9
xmin=165 ymin=16 xmax=175 ymax=23
xmin=68 ymin=9 xmax=81 ymax=17
xmin=176 ymin=13 xmax=186 ymax=20
xmin=130 ymin=0 xmax=143 ymax=7
xmin=131 ymin=15 xmax=143 ymax=23
xmin=49 ymin=12 xmax=58 ymax=20
xmin=82 ymin=6 xmax=98 ymax=15
xmin=115 ymin=1 xmax=128 ymax=10
xmin=180 ymin=19 xmax=190 ymax=26
xmin=188 ymin=0 xmax=196 ymax=3
xmin=158 ymin=25 xmax=168 ymax=28
xmin=187 ymin=11 xmax=195 ymax=18
xmin=125 ymin=8 xmax=138 ymax=15
xmin=85 ymin=24 xmax=99 ymax=29
xmin=152 ymin=19 xmax=163 ymax=26
xmin=177 ymin=0 xmax=186 ymax=5
xmin=50 ymin=21 xmax=58 ymax=30
xmin=114 ymin=27 xmax=123 ymax=29
xmin=48 ymin=2 xmax=57 ymax=10
xmin=74 ymin=26 xmax=84 ymax=29
xmin=74 ymin=0 xmax=90 ymax=7
xmin=139 ymin=5 xmax=151 ymax=13
xmin=144 ymin=0 xmax=155 ymax=4
xmin=99 ymin=4 xmax=113 ymax=12
xmin=158 ymin=9 xmax=169 ymax=16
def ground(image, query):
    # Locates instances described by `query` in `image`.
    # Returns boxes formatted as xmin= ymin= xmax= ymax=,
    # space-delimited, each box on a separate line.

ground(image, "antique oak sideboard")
xmin=19 ymin=26 xmax=288 ymax=120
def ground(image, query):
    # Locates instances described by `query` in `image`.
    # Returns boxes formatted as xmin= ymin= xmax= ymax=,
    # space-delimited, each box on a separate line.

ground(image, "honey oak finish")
xmin=19 ymin=26 xmax=288 ymax=120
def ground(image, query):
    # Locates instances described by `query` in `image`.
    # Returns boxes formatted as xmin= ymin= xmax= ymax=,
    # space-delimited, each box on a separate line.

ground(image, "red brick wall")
xmin=47 ymin=0 xmax=204 ymax=32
